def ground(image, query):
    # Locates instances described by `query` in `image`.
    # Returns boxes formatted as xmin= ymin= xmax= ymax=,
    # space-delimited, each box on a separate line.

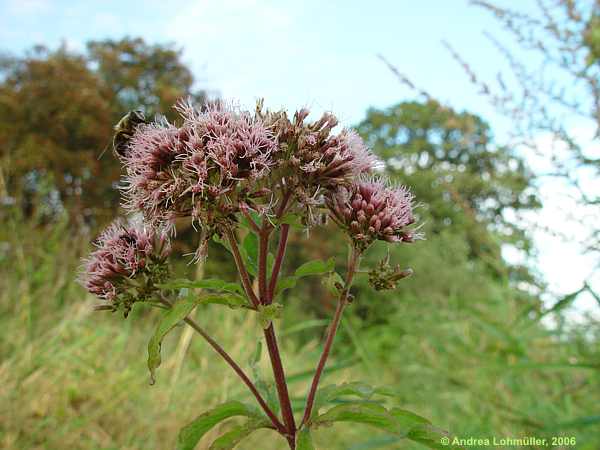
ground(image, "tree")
xmin=87 ymin=37 xmax=206 ymax=121
xmin=0 ymin=38 xmax=207 ymax=225
xmin=445 ymin=0 xmax=600 ymax=302
xmin=357 ymin=100 xmax=540 ymax=279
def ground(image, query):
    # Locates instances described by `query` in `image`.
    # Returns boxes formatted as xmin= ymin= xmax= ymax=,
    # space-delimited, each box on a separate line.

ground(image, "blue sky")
xmin=1 ymin=0 xmax=519 ymax=126
xmin=1 ymin=0 xmax=598 ymax=313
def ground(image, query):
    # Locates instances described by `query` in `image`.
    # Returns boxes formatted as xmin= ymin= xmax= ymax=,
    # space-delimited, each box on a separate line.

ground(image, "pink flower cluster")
xmin=258 ymin=105 xmax=377 ymax=204
xmin=327 ymin=177 xmax=418 ymax=250
xmin=121 ymin=100 xmax=279 ymax=231
xmin=80 ymin=220 xmax=170 ymax=308
xmin=81 ymin=98 xmax=420 ymax=305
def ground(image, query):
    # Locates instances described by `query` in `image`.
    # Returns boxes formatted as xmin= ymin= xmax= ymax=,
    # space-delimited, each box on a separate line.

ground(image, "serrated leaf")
xmin=295 ymin=258 xmax=335 ymax=277
xmin=296 ymin=428 xmax=316 ymax=450
xmin=315 ymin=402 xmax=455 ymax=450
xmin=176 ymin=401 xmax=261 ymax=450
xmin=258 ymin=303 xmax=283 ymax=329
xmin=208 ymin=419 xmax=270 ymax=450
xmin=147 ymin=299 xmax=196 ymax=385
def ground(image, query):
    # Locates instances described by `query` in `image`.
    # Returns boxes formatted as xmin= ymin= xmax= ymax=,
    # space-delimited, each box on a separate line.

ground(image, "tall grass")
xmin=1 ymin=215 xmax=600 ymax=449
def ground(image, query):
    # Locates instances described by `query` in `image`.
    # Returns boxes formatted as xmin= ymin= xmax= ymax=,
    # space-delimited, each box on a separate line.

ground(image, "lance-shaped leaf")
xmin=147 ymin=298 xmax=196 ymax=385
xmin=315 ymin=403 xmax=401 ymax=434
xmin=310 ymin=382 xmax=376 ymax=420
xmin=315 ymin=403 xmax=456 ymax=450
xmin=147 ymin=294 xmax=249 ymax=384
xmin=176 ymin=401 xmax=262 ymax=450
xmin=158 ymin=278 xmax=244 ymax=295
xmin=296 ymin=427 xmax=316 ymax=450
xmin=208 ymin=419 xmax=271 ymax=450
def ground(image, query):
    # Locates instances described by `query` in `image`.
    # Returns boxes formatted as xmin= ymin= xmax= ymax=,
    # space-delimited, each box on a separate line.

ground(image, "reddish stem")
xmin=158 ymin=297 xmax=285 ymax=434
xmin=224 ymin=228 xmax=260 ymax=308
xmin=267 ymin=224 xmax=290 ymax=304
xmin=259 ymin=220 xmax=297 ymax=439
xmin=301 ymin=247 xmax=360 ymax=427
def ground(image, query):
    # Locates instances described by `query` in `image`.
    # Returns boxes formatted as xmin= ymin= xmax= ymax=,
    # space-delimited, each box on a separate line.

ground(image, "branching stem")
xmin=301 ymin=246 xmax=360 ymax=427
xmin=158 ymin=296 xmax=285 ymax=434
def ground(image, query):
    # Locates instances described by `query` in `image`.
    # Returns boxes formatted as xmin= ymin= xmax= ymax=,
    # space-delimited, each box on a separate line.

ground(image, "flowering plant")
xmin=80 ymin=99 xmax=450 ymax=449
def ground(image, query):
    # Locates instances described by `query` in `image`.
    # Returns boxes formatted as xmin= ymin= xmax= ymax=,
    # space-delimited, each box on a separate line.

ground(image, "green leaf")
xmin=242 ymin=233 xmax=258 ymax=275
xmin=312 ymin=382 xmax=376 ymax=418
xmin=389 ymin=407 xmax=431 ymax=428
xmin=315 ymin=402 xmax=454 ymax=450
xmin=176 ymin=401 xmax=260 ymax=450
xmin=257 ymin=303 xmax=283 ymax=329
xmin=406 ymin=423 xmax=453 ymax=450
xmin=158 ymin=278 xmax=244 ymax=295
xmin=296 ymin=428 xmax=316 ymax=450
xmin=295 ymin=258 xmax=335 ymax=277
xmin=267 ymin=252 xmax=275 ymax=276
xmin=275 ymin=276 xmax=298 ymax=296
xmin=147 ymin=299 xmax=196 ymax=385
xmin=198 ymin=293 xmax=250 ymax=309
xmin=277 ymin=212 xmax=305 ymax=229
xmin=208 ymin=419 xmax=270 ymax=450
xmin=315 ymin=403 xmax=401 ymax=434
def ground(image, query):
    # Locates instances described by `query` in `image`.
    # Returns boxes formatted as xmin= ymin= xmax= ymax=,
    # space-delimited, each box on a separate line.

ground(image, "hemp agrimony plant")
xmin=80 ymin=99 xmax=449 ymax=449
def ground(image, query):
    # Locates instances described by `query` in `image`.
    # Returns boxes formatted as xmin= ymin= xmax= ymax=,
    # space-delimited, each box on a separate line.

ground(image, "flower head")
xmin=121 ymin=100 xmax=279 ymax=238
xmin=326 ymin=176 xmax=420 ymax=250
xmin=79 ymin=219 xmax=170 ymax=315
xmin=263 ymin=107 xmax=377 ymax=188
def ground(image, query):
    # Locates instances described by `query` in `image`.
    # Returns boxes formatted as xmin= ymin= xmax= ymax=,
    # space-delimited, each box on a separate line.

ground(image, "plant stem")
xmin=158 ymin=296 xmax=285 ymax=434
xmin=224 ymin=228 xmax=260 ymax=308
xmin=258 ymin=228 xmax=269 ymax=304
xmin=267 ymin=223 xmax=289 ymax=304
xmin=259 ymin=221 xmax=297 ymax=440
xmin=301 ymin=246 xmax=360 ymax=427
xmin=263 ymin=323 xmax=296 ymax=439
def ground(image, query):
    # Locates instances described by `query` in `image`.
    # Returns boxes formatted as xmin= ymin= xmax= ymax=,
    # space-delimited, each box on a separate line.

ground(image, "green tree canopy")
xmin=0 ymin=38 xmax=207 ymax=224
xmin=356 ymin=100 xmax=540 ymax=279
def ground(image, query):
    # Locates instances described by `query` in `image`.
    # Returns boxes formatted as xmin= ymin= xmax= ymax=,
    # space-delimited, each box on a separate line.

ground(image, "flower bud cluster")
xmin=327 ymin=177 xmax=419 ymax=251
xmin=79 ymin=220 xmax=170 ymax=315
xmin=368 ymin=258 xmax=414 ymax=291
xmin=257 ymin=103 xmax=377 ymax=204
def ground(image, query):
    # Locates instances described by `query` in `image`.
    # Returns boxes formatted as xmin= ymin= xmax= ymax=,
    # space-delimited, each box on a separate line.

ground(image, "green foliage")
xmin=208 ymin=419 xmax=270 ymax=449
xmin=257 ymin=303 xmax=284 ymax=329
xmin=357 ymin=100 xmax=539 ymax=274
xmin=2 ymin=216 xmax=600 ymax=449
xmin=175 ymin=401 xmax=262 ymax=450
xmin=296 ymin=428 xmax=315 ymax=449
xmin=147 ymin=298 xmax=197 ymax=385
xmin=0 ymin=38 xmax=206 ymax=224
